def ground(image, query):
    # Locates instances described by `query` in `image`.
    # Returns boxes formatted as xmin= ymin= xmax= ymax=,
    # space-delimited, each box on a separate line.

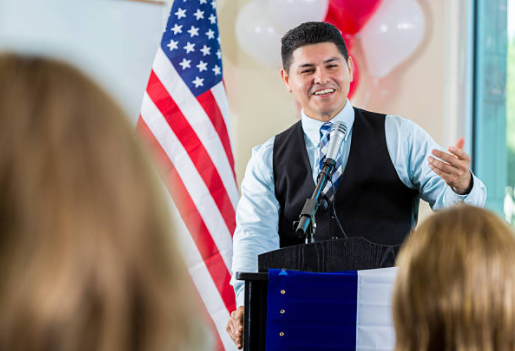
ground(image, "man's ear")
xmin=347 ymin=56 xmax=354 ymax=83
xmin=280 ymin=68 xmax=292 ymax=93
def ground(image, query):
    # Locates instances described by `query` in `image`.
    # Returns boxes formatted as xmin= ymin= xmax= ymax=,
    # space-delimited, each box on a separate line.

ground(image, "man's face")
xmin=281 ymin=42 xmax=353 ymax=122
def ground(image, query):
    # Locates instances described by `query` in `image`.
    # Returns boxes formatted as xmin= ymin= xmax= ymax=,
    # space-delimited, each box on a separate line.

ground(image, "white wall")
xmin=0 ymin=0 xmax=165 ymax=120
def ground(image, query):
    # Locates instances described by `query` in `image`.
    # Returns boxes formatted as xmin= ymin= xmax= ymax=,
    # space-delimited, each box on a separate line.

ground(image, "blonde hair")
xmin=393 ymin=205 xmax=515 ymax=351
xmin=0 ymin=54 xmax=195 ymax=351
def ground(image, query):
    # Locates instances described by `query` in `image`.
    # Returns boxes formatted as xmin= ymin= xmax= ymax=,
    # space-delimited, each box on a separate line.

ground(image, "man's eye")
xmin=327 ymin=64 xmax=338 ymax=69
xmin=301 ymin=69 xmax=314 ymax=74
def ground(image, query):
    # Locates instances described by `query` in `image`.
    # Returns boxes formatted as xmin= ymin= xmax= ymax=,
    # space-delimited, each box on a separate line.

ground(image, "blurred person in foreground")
xmin=393 ymin=204 xmax=515 ymax=351
xmin=0 ymin=54 xmax=198 ymax=351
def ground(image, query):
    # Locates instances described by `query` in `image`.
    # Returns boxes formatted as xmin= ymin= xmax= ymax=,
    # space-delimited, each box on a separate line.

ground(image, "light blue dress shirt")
xmin=231 ymin=101 xmax=487 ymax=307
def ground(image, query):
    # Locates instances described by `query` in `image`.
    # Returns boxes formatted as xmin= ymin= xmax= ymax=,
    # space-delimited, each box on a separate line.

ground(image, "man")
xmin=226 ymin=22 xmax=486 ymax=348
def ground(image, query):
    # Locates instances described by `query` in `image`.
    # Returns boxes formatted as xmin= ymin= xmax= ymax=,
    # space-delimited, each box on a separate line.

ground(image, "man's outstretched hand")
xmin=428 ymin=137 xmax=472 ymax=195
xmin=226 ymin=306 xmax=244 ymax=349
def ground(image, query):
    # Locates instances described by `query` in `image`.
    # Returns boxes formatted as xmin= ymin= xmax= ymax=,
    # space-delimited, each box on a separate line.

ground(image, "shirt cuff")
xmin=236 ymin=288 xmax=245 ymax=308
xmin=448 ymin=172 xmax=486 ymax=207
xmin=455 ymin=175 xmax=472 ymax=201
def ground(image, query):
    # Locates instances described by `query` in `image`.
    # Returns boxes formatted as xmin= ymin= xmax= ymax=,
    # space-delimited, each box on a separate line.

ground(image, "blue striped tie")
xmin=318 ymin=122 xmax=343 ymax=201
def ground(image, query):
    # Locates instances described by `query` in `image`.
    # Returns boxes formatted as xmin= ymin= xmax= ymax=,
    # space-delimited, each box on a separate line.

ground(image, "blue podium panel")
xmin=266 ymin=269 xmax=358 ymax=351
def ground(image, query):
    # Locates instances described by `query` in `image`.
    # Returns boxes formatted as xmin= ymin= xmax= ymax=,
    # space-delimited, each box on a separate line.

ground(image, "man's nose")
xmin=314 ymin=67 xmax=329 ymax=84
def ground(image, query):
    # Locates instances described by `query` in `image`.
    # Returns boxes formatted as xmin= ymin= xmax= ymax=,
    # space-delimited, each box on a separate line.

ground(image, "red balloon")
xmin=324 ymin=0 xmax=382 ymax=35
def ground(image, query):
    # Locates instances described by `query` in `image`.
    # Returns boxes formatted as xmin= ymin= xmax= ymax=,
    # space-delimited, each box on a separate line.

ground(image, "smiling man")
xmin=226 ymin=22 xmax=486 ymax=348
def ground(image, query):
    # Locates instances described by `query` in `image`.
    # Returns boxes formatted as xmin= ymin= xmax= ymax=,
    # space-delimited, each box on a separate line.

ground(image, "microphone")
xmin=324 ymin=121 xmax=347 ymax=165
xmin=295 ymin=121 xmax=348 ymax=241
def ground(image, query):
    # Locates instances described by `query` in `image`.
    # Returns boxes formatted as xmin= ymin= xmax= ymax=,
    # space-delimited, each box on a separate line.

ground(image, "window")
xmin=506 ymin=0 xmax=515 ymax=224
xmin=473 ymin=0 xmax=509 ymax=219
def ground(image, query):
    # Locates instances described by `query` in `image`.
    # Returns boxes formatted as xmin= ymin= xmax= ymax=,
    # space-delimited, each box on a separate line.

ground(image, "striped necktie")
xmin=318 ymin=122 xmax=344 ymax=201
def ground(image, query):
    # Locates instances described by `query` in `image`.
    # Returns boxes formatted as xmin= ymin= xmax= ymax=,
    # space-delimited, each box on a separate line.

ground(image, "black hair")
xmin=281 ymin=21 xmax=349 ymax=72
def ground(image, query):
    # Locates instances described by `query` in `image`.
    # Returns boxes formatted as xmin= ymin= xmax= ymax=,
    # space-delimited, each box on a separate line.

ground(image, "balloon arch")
xmin=235 ymin=0 xmax=425 ymax=98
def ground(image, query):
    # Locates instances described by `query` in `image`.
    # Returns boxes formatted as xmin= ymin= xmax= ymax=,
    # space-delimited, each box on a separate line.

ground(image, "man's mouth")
xmin=313 ymin=88 xmax=335 ymax=96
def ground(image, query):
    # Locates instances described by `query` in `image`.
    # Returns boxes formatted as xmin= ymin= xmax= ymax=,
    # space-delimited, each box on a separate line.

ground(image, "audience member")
xmin=393 ymin=205 xmax=515 ymax=351
xmin=0 ymin=54 xmax=196 ymax=351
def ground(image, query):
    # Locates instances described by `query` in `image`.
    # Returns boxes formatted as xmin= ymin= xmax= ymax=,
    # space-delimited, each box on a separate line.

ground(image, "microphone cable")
xmin=325 ymin=177 xmax=348 ymax=239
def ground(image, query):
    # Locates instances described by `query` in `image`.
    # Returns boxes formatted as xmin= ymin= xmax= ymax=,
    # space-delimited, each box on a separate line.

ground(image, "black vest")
xmin=273 ymin=108 xmax=419 ymax=248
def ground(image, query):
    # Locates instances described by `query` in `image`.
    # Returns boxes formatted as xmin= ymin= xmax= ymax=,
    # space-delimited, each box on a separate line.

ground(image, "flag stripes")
xmin=138 ymin=1 xmax=238 ymax=348
xmin=146 ymin=69 xmax=236 ymax=234
xmin=163 ymin=178 xmax=237 ymax=351
xmin=139 ymin=95 xmax=234 ymax=272
xmin=137 ymin=114 xmax=236 ymax=316
xmin=197 ymin=89 xmax=236 ymax=180
xmin=151 ymin=50 xmax=238 ymax=208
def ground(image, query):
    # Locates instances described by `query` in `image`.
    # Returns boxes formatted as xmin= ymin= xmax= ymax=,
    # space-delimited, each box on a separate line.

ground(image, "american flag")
xmin=137 ymin=0 xmax=238 ymax=349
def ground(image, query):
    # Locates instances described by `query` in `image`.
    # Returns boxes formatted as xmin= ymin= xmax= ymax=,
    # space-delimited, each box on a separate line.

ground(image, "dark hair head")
xmin=281 ymin=21 xmax=349 ymax=72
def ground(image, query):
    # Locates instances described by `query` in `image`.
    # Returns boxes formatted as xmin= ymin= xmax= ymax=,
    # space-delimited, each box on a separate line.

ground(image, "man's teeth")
xmin=314 ymin=89 xmax=335 ymax=95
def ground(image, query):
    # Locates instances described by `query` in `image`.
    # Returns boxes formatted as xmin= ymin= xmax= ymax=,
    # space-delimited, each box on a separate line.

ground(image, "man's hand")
xmin=226 ymin=306 xmax=244 ymax=349
xmin=428 ymin=137 xmax=472 ymax=195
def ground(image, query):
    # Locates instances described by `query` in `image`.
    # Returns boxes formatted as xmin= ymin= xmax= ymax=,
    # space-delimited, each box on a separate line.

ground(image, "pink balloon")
xmin=346 ymin=37 xmax=359 ymax=99
xmin=342 ymin=33 xmax=356 ymax=50
xmin=349 ymin=56 xmax=359 ymax=99
xmin=324 ymin=0 xmax=382 ymax=35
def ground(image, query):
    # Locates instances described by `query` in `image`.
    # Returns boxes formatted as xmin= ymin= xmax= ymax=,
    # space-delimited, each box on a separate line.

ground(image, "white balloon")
xmin=360 ymin=0 xmax=425 ymax=78
xmin=235 ymin=1 xmax=282 ymax=67
xmin=267 ymin=0 xmax=329 ymax=32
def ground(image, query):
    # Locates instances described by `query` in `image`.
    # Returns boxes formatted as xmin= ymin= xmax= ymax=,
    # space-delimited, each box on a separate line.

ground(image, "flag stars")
xmin=211 ymin=0 xmax=216 ymax=9
xmin=184 ymin=42 xmax=195 ymax=53
xmin=175 ymin=8 xmax=186 ymax=19
xmin=193 ymin=9 xmax=205 ymax=20
xmin=216 ymin=49 xmax=222 ymax=59
xmin=208 ymin=14 xmax=216 ymax=24
xmin=212 ymin=65 xmax=221 ymax=75
xmin=187 ymin=25 xmax=199 ymax=37
xmin=196 ymin=60 xmax=208 ymax=72
xmin=179 ymin=58 xmax=191 ymax=70
xmin=199 ymin=0 xmax=207 ymax=4
xmin=171 ymin=24 xmax=183 ymax=35
xmin=206 ymin=29 xmax=215 ymax=39
xmin=200 ymin=45 xmax=211 ymax=56
xmin=167 ymin=39 xmax=179 ymax=51
xmin=192 ymin=76 xmax=204 ymax=88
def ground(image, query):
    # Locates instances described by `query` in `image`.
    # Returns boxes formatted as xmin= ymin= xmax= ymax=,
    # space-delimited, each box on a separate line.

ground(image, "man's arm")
xmin=227 ymin=138 xmax=280 ymax=349
xmin=385 ymin=116 xmax=486 ymax=209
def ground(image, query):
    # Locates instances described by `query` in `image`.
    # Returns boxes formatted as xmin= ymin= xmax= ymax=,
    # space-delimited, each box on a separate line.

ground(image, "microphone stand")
xmin=295 ymin=158 xmax=336 ymax=243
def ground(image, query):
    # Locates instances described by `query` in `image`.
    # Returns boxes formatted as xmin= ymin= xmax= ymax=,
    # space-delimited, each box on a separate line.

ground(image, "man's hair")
xmin=393 ymin=205 xmax=515 ymax=351
xmin=281 ymin=21 xmax=349 ymax=72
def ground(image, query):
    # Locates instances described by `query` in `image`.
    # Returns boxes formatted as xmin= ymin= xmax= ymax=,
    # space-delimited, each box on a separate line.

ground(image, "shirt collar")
xmin=301 ymin=99 xmax=355 ymax=147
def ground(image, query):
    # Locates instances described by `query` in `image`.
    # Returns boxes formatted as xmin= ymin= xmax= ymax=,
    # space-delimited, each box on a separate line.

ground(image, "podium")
xmin=236 ymin=237 xmax=400 ymax=350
